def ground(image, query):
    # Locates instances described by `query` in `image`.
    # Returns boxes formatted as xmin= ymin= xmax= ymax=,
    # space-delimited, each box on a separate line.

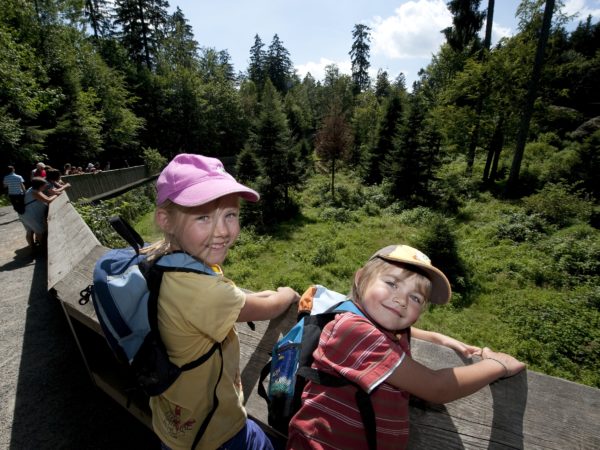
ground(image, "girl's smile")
xmin=161 ymin=194 xmax=241 ymax=266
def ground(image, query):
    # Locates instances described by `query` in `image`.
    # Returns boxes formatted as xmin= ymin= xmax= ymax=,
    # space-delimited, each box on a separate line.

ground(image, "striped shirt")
xmin=287 ymin=313 xmax=411 ymax=450
xmin=3 ymin=173 xmax=25 ymax=195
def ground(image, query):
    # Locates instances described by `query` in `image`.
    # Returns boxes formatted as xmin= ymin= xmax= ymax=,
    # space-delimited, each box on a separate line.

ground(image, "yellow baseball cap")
xmin=370 ymin=245 xmax=452 ymax=304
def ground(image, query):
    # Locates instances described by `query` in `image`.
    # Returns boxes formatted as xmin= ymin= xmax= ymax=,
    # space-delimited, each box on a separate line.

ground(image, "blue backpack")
xmin=81 ymin=217 xmax=223 ymax=448
xmin=258 ymin=286 xmax=378 ymax=450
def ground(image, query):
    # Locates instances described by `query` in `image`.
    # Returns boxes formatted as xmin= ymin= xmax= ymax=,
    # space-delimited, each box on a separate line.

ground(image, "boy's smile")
xmin=360 ymin=265 xmax=427 ymax=331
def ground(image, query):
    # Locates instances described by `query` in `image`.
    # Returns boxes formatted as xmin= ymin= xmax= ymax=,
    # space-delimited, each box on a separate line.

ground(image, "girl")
xmin=287 ymin=244 xmax=526 ymax=450
xmin=18 ymin=176 xmax=58 ymax=251
xmin=145 ymin=153 xmax=299 ymax=450
xmin=44 ymin=169 xmax=71 ymax=196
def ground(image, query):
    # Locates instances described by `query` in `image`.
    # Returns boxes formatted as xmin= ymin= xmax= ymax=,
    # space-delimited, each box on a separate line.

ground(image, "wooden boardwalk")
xmin=0 ymin=205 xmax=159 ymax=448
xmin=45 ymin=193 xmax=600 ymax=449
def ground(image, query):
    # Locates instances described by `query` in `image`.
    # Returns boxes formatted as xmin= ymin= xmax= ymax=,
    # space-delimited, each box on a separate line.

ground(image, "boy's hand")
xmin=438 ymin=334 xmax=481 ymax=358
xmin=481 ymin=347 xmax=526 ymax=378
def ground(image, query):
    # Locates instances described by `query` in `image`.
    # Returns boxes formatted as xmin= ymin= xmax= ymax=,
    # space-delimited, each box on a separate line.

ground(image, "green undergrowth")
xmin=121 ymin=171 xmax=599 ymax=388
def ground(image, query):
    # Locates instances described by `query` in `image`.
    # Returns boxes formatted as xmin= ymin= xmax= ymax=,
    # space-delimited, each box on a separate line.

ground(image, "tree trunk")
xmin=483 ymin=114 xmax=504 ymax=183
xmin=331 ymin=158 xmax=336 ymax=202
xmin=507 ymin=0 xmax=555 ymax=195
xmin=465 ymin=0 xmax=495 ymax=176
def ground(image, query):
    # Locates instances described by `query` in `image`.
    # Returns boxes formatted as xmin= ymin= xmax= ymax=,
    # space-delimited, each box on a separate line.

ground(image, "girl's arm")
xmin=45 ymin=183 xmax=70 ymax=195
xmin=411 ymin=328 xmax=481 ymax=358
xmin=387 ymin=347 xmax=526 ymax=404
xmin=33 ymin=190 xmax=58 ymax=204
xmin=236 ymin=287 xmax=300 ymax=322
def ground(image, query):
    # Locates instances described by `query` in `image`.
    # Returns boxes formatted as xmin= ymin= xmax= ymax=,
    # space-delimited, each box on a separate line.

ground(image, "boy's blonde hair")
xmin=350 ymin=258 xmax=432 ymax=308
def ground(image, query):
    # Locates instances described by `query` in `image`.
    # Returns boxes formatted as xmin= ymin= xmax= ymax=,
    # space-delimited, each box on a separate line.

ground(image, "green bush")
xmin=319 ymin=207 xmax=355 ymax=223
xmin=76 ymin=184 xmax=155 ymax=247
xmin=502 ymin=292 xmax=600 ymax=386
xmin=542 ymin=225 xmax=600 ymax=288
xmin=143 ymin=147 xmax=167 ymax=175
xmin=523 ymin=182 xmax=594 ymax=228
xmin=397 ymin=206 xmax=439 ymax=227
xmin=310 ymin=241 xmax=337 ymax=266
xmin=496 ymin=212 xmax=547 ymax=243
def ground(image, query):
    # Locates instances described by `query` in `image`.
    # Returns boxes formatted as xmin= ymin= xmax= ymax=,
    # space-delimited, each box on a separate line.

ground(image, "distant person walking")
xmin=3 ymin=166 xmax=26 ymax=214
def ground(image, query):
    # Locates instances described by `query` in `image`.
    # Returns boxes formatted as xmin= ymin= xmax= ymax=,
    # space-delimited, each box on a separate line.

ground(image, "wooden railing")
xmin=47 ymin=193 xmax=600 ymax=449
xmin=62 ymin=166 xmax=151 ymax=202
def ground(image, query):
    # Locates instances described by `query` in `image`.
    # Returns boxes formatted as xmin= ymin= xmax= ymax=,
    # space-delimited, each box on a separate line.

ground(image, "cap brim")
xmin=378 ymin=256 xmax=451 ymax=304
xmin=161 ymin=179 xmax=260 ymax=206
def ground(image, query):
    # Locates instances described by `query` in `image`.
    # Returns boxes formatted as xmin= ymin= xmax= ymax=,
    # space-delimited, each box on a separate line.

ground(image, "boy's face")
xmin=360 ymin=265 xmax=427 ymax=332
xmin=161 ymin=194 xmax=241 ymax=266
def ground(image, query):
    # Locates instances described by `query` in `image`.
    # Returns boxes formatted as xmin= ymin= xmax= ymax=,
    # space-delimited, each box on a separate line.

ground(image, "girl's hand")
xmin=481 ymin=347 xmax=526 ymax=379
xmin=277 ymin=286 xmax=300 ymax=305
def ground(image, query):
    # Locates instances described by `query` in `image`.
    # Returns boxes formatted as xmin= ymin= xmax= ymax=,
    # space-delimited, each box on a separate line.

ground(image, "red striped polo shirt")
xmin=287 ymin=312 xmax=411 ymax=450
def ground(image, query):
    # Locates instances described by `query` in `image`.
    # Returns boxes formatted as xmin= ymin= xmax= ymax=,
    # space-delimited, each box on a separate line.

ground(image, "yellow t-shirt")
xmin=149 ymin=270 xmax=247 ymax=450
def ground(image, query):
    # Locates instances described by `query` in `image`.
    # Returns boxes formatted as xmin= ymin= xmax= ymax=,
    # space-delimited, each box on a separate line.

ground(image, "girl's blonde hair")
xmin=139 ymin=199 xmax=185 ymax=260
xmin=350 ymin=257 xmax=432 ymax=307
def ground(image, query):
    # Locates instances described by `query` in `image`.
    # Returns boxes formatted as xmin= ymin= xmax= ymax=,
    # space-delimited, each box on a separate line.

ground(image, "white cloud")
xmin=295 ymin=57 xmax=352 ymax=82
xmin=490 ymin=22 xmax=513 ymax=45
xmin=563 ymin=0 xmax=600 ymax=20
xmin=370 ymin=0 xmax=452 ymax=59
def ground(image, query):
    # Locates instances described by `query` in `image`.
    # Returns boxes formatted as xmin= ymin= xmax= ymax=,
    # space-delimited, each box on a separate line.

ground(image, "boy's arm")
xmin=236 ymin=287 xmax=300 ymax=322
xmin=387 ymin=347 xmax=526 ymax=404
xmin=411 ymin=327 xmax=481 ymax=358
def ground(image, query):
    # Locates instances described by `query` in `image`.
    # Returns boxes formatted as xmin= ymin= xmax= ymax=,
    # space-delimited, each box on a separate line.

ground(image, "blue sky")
xmin=168 ymin=0 xmax=600 ymax=88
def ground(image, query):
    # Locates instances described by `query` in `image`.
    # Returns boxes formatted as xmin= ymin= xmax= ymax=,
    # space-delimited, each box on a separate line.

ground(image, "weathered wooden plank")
xmin=46 ymin=196 xmax=600 ymax=450
xmin=47 ymin=193 xmax=101 ymax=289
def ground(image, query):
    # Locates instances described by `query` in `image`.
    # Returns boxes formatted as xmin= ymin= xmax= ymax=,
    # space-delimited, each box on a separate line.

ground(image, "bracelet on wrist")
xmin=485 ymin=357 xmax=509 ymax=379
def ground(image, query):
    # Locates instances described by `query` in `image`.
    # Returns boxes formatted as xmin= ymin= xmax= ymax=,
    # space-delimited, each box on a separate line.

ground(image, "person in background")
xmin=30 ymin=162 xmax=46 ymax=180
xmin=63 ymin=163 xmax=72 ymax=175
xmin=18 ymin=177 xmax=58 ymax=252
xmin=287 ymin=244 xmax=526 ymax=450
xmin=145 ymin=153 xmax=300 ymax=450
xmin=3 ymin=165 xmax=26 ymax=214
xmin=44 ymin=169 xmax=71 ymax=196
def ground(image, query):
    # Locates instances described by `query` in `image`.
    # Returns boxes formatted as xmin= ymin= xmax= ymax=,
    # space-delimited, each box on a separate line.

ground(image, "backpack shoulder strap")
xmin=109 ymin=216 xmax=144 ymax=254
xmin=303 ymin=300 xmax=377 ymax=450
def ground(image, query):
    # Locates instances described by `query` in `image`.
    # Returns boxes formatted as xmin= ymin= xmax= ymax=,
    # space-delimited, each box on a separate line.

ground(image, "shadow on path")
xmin=9 ymin=253 xmax=160 ymax=449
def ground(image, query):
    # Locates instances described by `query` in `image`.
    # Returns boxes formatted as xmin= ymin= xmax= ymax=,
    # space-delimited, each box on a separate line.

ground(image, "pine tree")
xmin=442 ymin=0 xmax=485 ymax=55
xmin=350 ymin=24 xmax=371 ymax=95
xmin=85 ymin=0 xmax=113 ymax=39
xmin=266 ymin=34 xmax=294 ymax=94
xmin=159 ymin=7 xmax=198 ymax=70
xmin=114 ymin=0 xmax=169 ymax=69
xmin=365 ymin=94 xmax=403 ymax=185
xmin=248 ymin=34 xmax=266 ymax=89
xmin=387 ymin=93 xmax=430 ymax=204
xmin=251 ymin=79 xmax=299 ymax=223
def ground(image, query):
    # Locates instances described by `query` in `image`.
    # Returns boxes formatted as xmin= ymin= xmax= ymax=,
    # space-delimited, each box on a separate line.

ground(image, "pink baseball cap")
xmin=156 ymin=153 xmax=259 ymax=206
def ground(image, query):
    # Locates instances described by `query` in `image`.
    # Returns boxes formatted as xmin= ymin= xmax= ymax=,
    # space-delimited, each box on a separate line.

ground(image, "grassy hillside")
xmin=121 ymin=172 xmax=599 ymax=388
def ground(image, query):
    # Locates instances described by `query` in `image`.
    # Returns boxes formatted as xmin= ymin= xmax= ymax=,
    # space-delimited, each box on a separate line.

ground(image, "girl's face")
xmin=358 ymin=264 xmax=427 ymax=332
xmin=159 ymin=194 xmax=241 ymax=266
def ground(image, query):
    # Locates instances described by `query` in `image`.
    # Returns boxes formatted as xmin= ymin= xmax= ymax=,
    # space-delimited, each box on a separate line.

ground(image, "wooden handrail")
xmin=47 ymin=194 xmax=600 ymax=448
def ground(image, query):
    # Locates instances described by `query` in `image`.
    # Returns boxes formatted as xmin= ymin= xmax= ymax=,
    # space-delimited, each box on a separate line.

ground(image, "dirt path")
xmin=0 ymin=206 xmax=159 ymax=449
